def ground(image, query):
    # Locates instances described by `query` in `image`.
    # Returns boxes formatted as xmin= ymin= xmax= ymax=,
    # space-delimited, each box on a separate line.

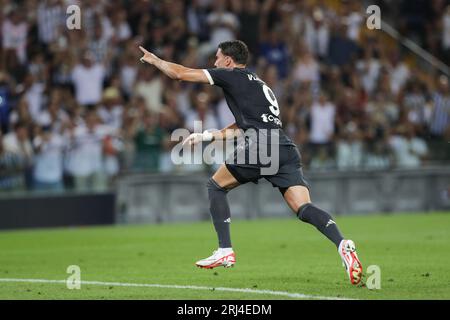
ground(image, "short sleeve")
xmin=203 ymin=68 xmax=236 ymax=88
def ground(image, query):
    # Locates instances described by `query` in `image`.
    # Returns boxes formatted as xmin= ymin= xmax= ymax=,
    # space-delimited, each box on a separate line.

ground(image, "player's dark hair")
xmin=218 ymin=40 xmax=249 ymax=65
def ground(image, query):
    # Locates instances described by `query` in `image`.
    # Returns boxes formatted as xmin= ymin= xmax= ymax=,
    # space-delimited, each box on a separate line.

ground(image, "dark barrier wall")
xmin=0 ymin=192 xmax=115 ymax=230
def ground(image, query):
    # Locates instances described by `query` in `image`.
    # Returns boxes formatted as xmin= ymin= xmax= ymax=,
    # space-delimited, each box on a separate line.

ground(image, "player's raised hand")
xmin=139 ymin=46 xmax=158 ymax=65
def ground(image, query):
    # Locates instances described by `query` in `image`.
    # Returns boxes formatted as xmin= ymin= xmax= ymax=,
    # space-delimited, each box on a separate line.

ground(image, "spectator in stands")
xmin=309 ymin=92 xmax=336 ymax=154
xmin=327 ymin=23 xmax=359 ymax=67
xmin=2 ymin=121 xmax=34 ymax=188
xmin=89 ymin=22 xmax=110 ymax=65
xmin=119 ymin=53 xmax=139 ymax=99
xmin=336 ymin=122 xmax=364 ymax=170
xmin=283 ymin=86 xmax=312 ymax=142
xmin=21 ymin=73 xmax=45 ymax=123
xmin=97 ymin=87 xmax=124 ymax=130
xmin=367 ymin=92 xmax=400 ymax=128
xmin=184 ymin=92 xmax=219 ymax=133
xmin=186 ymin=0 xmax=210 ymax=43
xmin=402 ymin=80 xmax=432 ymax=131
xmin=133 ymin=110 xmax=166 ymax=172
xmin=429 ymin=75 xmax=450 ymax=139
xmin=103 ymin=133 xmax=123 ymax=181
xmin=109 ymin=9 xmax=132 ymax=44
xmin=134 ymin=67 xmax=163 ymax=113
xmin=389 ymin=124 xmax=428 ymax=168
xmin=50 ymin=48 xmax=74 ymax=87
xmin=321 ymin=66 xmax=345 ymax=103
xmin=71 ymin=51 xmax=106 ymax=107
xmin=32 ymin=126 xmax=65 ymax=191
xmin=259 ymin=30 xmax=290 ymax=79
xmin=336 ymin=87 xmax=366 ymax=129
xmin=65 ymin=111 xmax=113 ymax=191
xmin=1 ymin=8 xmax=28 ymax=65
xmin=292 ymin=45 xmax=321 ymax=88
xmin=36 ymin=100 xmax=69 ymax=134
xmin=28 ymin=53 xmax=49 ymax=85
xmin=207 ymin=0 xmax=239 ymax=49
xmin=342 ymin=0 xmax=364 ymax=42
xmin=365 ymin=140 xmax=392 ymax=170
xmin=0 ymin=130 xmax=26 ymax=191
xmin=8 ymin=96 xmax=31 ymax=129
xmin=356 ymin=46 xmax=382 ymax=96
xmin=388 ymin=51 xmax=411 ymax=96
xmin=37 ymin=0 xmax=64 ymax=46
xmin=304 ymin=7 xmax=330 ymax=61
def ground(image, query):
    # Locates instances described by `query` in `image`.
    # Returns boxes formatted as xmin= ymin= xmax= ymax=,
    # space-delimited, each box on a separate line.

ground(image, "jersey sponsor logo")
xmin=261 ymin=113 xmax=282 ymax=126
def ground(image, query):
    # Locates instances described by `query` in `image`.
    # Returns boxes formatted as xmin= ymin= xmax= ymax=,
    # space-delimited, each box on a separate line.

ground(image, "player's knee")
xmin=297 ymin=203 xmax=313 ymax=222
xmin=297 ymin=203 xmax=333 ymax=226
xmin=206 ymin=178 xmax=228 ymax=194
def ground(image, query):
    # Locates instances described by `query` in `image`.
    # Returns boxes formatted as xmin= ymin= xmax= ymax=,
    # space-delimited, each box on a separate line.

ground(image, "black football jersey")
xmin=203 ymin=67 xmax=295 ymax=146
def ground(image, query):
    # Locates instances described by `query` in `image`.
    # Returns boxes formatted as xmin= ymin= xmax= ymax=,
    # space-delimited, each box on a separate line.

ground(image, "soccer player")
xmin=139 ymin=40 xmax=363 ymax=285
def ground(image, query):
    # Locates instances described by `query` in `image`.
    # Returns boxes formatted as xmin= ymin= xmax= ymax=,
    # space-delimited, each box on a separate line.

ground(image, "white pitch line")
xmin=0 ymin=278 xmax=353 ymax=300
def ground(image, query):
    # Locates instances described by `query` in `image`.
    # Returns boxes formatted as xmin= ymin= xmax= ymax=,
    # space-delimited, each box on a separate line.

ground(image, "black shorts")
xmin=225 ymin=138 xmax=310 ymax=191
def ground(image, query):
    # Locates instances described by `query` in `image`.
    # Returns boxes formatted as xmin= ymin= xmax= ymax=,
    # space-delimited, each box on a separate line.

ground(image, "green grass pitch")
xmin=0 ymin=212 xmax=449 ymax=300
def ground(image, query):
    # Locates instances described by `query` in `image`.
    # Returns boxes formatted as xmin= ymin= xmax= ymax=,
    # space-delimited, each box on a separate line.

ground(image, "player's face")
xmin=214 ymin=49 xmax=233 ymax=69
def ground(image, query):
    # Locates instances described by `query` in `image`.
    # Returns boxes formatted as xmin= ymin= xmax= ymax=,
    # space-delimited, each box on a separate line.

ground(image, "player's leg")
xmin=281 ymin=185 xmax=363 ymax=285
xmin=208 ymin=164 xmax=240 ymax=249
xmin=282 ymin=186 xmax=343 ymax=247
xmin=211 ymin=163 xmax=241 ymax=190
xmin=196 ymin=164 xmax=240 ymax=269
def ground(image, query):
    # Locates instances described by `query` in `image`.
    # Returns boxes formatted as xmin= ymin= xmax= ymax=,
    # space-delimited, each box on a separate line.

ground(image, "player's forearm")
xmin=151 ymin=57 xmax=188 ymax=81
xmin=211 ymin=123 xmax=241 ymax=141
xmin=140 ymin=46 xmax=208 ymax=83
xmin=152 ymin=57 xmax=199 ymax=80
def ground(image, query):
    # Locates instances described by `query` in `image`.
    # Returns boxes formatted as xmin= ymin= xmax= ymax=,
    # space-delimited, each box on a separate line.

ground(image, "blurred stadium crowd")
xmin=0 ymin=0 xmax=449 ymax=192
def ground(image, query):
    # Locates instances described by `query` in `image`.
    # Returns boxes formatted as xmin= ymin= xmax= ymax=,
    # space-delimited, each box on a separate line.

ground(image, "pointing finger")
xmin=139 ymin=46 xmax=149 ymax=54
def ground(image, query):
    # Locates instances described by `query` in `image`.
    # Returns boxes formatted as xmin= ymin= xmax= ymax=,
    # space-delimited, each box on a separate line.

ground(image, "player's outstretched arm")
xmin=216 ymin=123 xmax=241 ymax=141
xmin=139 ymin=46 xmax=209 ymax=84
xmin=182 ymin=123 xmax=241 ymax=146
